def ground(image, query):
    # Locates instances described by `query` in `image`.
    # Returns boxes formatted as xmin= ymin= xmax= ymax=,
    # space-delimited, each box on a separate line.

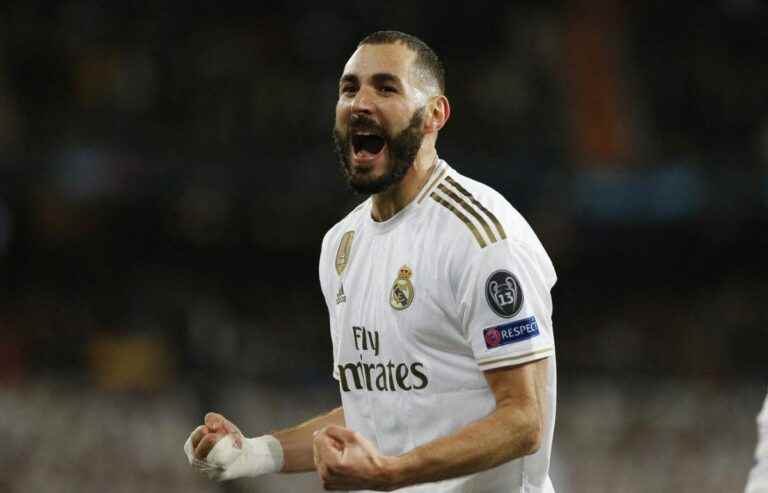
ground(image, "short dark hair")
xmin=358 ymin=30 xmax=445 ymax=95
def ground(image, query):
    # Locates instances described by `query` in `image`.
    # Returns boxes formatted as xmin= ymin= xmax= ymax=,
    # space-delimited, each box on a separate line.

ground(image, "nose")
xmin=351 ymin=86 xmax=375 ymax=115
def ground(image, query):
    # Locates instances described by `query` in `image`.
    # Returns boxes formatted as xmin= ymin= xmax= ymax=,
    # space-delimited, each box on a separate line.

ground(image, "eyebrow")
xmin=371 ymin=73 xmax=402 ymax=87
xmin=339 ymin=72 xmax=404 ymax=88
xmin=339 ymin=74 xmax=358 ymax=86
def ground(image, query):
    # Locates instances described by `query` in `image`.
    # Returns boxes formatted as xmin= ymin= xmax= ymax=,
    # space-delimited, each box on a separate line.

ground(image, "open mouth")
xmin=351 ymin=133 xmax=386 ymax=159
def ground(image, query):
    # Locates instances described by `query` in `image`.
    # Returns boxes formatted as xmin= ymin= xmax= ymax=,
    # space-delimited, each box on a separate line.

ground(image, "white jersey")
xmin=318 ymin=159 xmax=557 ymax=493
xmin=746 ymin=389 xmax=768 ymax=493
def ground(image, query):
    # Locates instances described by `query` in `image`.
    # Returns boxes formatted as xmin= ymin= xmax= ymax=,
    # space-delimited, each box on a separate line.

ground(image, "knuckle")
xmin=326 ymin=462 xmax=342 ymax=476
xmin=205 ymin=412 xmax=223 ymax=427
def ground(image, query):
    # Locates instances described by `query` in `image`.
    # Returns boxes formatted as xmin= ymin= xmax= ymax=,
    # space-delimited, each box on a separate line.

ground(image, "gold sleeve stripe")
xmin=477 ymin=347 xmax=553 ymax=366
xmin=437 ymin=183 xmax=497 ymax=243
xmin=417 ymin=167 xmax=448 ymax=204
xmin=430 ymin=192 xmax=487 ymax=248
xmin=444 ymin=176 xmax=507 ymax=240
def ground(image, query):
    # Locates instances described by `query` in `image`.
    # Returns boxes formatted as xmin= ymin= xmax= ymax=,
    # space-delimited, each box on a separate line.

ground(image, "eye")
xmin=340 ymin=85 xmax=357 ymax=96
xmin=380 ymin=86 xmax=397 ymax=93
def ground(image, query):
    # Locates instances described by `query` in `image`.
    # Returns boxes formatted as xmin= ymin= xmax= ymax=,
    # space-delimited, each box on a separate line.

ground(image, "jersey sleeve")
xmin=318 ymin=230 xmax=341 ymax=380
xmin=453 ymin=236 xmax=556 ymax=371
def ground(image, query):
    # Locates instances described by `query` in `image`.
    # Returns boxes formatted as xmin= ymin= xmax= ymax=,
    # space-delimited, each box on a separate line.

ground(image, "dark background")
xmin=0 ymin=1 xmax=766 ymax=492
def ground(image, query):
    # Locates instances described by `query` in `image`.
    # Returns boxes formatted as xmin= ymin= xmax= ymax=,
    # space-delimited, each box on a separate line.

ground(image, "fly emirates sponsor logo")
xmin=338 ymin=326 xmax=428 ymax=392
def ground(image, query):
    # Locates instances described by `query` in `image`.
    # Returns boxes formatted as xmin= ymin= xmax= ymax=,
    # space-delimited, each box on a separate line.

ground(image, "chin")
xmin=348 ymin=168 xmax=396 ymax=195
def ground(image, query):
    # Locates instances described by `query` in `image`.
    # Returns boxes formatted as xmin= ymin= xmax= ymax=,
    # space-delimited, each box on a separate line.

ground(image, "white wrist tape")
xmin=185 ymin=433 xmax=284 ymax=481
xmin=211 ymin=434 xmax=284 ymax=480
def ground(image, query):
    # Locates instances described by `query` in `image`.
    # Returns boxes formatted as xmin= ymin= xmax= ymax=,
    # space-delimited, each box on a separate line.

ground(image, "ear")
xmin=424 ymin=95 xmax=451 ymax=134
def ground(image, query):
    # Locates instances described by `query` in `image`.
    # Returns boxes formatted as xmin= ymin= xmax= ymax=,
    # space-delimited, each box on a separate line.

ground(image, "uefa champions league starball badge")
xmin=390 ymin=265 xmax=415 ymax=310
xmin=485 ymin=269 xmax=523 ymax=318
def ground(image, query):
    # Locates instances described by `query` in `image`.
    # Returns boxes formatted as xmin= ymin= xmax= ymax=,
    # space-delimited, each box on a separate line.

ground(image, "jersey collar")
xmin=365 ymin=159 xmax=448 ymax=235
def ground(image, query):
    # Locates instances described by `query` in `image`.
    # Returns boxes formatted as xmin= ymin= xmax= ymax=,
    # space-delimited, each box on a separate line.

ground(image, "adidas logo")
xmin=336 ymin=284 xmax=346 ymax=305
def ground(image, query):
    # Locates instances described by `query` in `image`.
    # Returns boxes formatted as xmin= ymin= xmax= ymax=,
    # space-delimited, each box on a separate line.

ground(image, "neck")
xmin=371 ymin=148 xmax=438 ymax=222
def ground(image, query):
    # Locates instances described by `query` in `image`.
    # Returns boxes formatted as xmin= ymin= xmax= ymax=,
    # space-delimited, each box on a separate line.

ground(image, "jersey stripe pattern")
xmin=428 ymin=174 xmax=507 ymax=248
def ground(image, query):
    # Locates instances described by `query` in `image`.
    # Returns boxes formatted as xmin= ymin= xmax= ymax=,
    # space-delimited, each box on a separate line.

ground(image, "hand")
xmin=189 ymin=412 xmax=244 ymax=461
xmin=184 ymin=412 xmax=244 ymax=480
xmin=184 ymin=412 xmax=284 ymax=481
xmin=313 ymin=425 xmax=399 ymax=491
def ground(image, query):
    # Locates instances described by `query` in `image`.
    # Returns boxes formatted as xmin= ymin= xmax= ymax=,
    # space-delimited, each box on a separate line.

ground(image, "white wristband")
xmin=204 ymin=434 xmax=284 ymax=481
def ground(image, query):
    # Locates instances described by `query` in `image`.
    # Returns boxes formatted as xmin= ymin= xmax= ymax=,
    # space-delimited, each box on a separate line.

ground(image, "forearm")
xmin=387 ymin=404 xmax=541 ymax=489
xmin=272 ymin=406 xmax=345 ymax=473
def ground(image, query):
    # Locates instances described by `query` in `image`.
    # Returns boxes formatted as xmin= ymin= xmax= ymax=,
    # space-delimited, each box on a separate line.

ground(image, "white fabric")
xmin=746 ymin=390 xmax=768 ymax=493
xmin=318 ymin=159 xmax=557 ymax=493
xmin=184 ymin=433 xmax=284 ymax=481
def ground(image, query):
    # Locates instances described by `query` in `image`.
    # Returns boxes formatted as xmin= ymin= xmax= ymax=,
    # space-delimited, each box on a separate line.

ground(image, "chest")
xmin=332 ymin=228 xmax=463 ymax=359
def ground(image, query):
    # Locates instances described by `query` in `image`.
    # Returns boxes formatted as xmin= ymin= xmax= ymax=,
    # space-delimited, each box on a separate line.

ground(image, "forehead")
xmin=341 ymin=43 xmax=417 ymax=83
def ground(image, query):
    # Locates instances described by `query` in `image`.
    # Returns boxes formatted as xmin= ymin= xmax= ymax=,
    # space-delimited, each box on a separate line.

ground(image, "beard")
xmin=333 ymin=107 xmax=426 ymax=195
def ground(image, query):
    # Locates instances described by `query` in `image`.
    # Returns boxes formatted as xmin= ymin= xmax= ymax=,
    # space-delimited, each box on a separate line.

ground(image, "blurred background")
xmin=0 ymin=1 xmax=766 ymax=492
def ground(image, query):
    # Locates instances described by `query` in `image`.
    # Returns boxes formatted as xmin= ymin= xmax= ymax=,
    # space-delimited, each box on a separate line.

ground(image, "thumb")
xmin=323 ymin=425 xmax=357 ymax=444
xmin=206 ymin=413 xmax=243 ymax=448
xmin=205 ymin=412 xmax=227 ymax=432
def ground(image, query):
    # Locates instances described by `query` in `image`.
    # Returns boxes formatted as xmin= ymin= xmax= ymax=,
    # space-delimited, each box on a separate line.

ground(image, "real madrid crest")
xmin=335 ymin=231 xmax=355 ymax=275
xmin=390 ymin=265 xmax=415 ymax=310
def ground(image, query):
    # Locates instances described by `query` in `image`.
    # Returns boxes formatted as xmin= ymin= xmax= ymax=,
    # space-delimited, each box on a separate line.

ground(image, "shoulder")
xmin=319 ymin=198 xmax=370 ymax=286
xmin=321 ymin=198 xmax=369 ymax=254
xmin=423 ymin=165 xmax=558 ymax=308
xmin=425 ymin=165 xmax=535 ymax=252
xmin=427 ymin=163 xmax=556 ymax=282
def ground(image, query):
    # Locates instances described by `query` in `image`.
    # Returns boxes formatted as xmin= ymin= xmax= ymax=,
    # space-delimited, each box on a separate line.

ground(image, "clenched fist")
xmin=184 ymin=412 xmax=283 ymax=481
xmin=313 ymin=425 xmax=399 ymax=491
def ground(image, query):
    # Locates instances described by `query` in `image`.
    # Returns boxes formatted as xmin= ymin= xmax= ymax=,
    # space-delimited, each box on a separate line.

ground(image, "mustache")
xmin=348 ymin=114 xmax=386 ymax=136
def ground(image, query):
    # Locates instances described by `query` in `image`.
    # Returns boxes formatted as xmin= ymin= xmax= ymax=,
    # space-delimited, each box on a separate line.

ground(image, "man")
xmin=745 ymin=390 xmax=768 ymax=493
xmin=184 ymin=31 xmax=558 ymax=492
